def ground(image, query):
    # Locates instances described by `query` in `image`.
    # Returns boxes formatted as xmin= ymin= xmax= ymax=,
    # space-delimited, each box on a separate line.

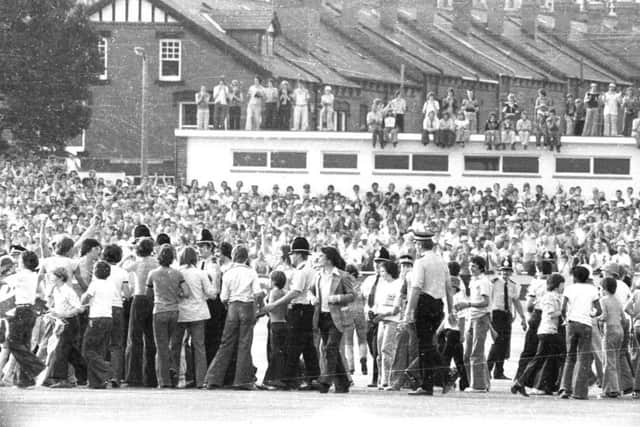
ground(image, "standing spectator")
xmin=278 ymin=80 xmax=292 ymax=130
xmin=422 ymin=92 xmax=440 ymax=121
xmin=559 ymin=266 xmax=601 ymax=400
xmin=228 ymin=80 xmax=243 ymax=130
xmin=484 ymin=112 xmax=500 ymax=150
xmin=598 ymin=277 xmax=625 ymax=398
xmin=372 ymin=260 xmax=401 ymax=390
xmin=439 ymin=112 xmax=455 ymax=148
xmin=148 ymin=245 xmax=189 ymax=388
xmin=564 ymin=94 xmax=576 ymax=136
xmin=318 ymin=86 xmax=335 ymax=131
xmin=292 ymin=81 xmax=310 ymax=131
xmin=461 ymin=89 xmax=479 ymax=133
xmin=534 ymin=89 xmax=551 ymax=145
xmin=388 ymin=90 xmax=407 ymax=132
xmin=367 ymin=99 xmax=385 ymax=148
xmin=574 ymin=97 xmax=586 ymax=136
xmin=545 ymin=109 xmax=561 ymax=152
xmin=454 ymin=111 xmax=470 ymax=147
xmin=422 ymin=110 xmax=439 ymax=146
xmin=623 ymin=278 xmax=640 ymax=398
xmin=516 ymin=111 xmax=532 ymax=150
xmin=621 ymin=87 xmax=637 ymax=137
xmin=441 ymin=88 xmax=457 ymax=119
xmin=262 ymin=79 xmax=279 ymax=130
xmin=262 ymin=271 xmax=288 ymax=389
xmin=246 ymin=77 xmax=265 ymax=131
xmin=583 ymin=83 xmax=601 ymax=136
xmin=212 ymin=78 xmax=229 ymax=130
xmin=602 ymin=83 xmax=622 ymax=137
xmin=632 ymin=111 xmax=640 ymax=148
xmin=195 ymin=86 xmax=211 ymax=130
xmin=502 ymin=93 xmax=520 ymax=123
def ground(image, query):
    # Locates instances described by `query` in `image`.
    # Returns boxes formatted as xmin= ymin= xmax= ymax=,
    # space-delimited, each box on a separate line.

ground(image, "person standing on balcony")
xmin=564 ymin=94 xmax=576 ymax=136
xmin=195 ymin=86 xmax=211 ymax=130
xmin=574 ymin=98 xmax=586 ymax=136
xmin=632 ymin=111 xmax=640 ymax=148
xmin=245 ymin=76 xmax=265 ymax=131
xmin=292 ymin=81 xmax=310 ymax=131
xmin=228 ymin=80 xmax=243 ymax=130
xmin=263 ymin=79 xmax=279 ymax=130
xmin=388 ymin=90 xmax=407 ymax=132
xmin=602 ymin=83 xmax=622 ymax=137
xmin=278 ymin=80 xmax=292 ymax=130
xmin=318 ymin=86 xmax=335 ymax=131
xmin=441 ymin=88 xmax=458 ymax=121
xmin=368 ymin=99 xmax=385 ymax=148
xmin=212 ymin=78 xmax=229 ymax=130
xmin=621 ymin=87 xmax=638 ymax=137
xmin=461 ymin=89 xmax=479 ymax=133
xmin=582 ymin=83 xmax=601 ymax=136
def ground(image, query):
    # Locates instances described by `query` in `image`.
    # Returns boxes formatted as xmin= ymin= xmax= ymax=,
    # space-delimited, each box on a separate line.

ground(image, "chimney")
xmin=553 ymin=0 xmax=578 ymax=40
xmin=586 ymin=1 xmax=606 ymax=35
xmin=274 ymin=0 xmax=321 ymax=55
xmin=416 ymin=0 xmax=437 ymax=26
xmin=452 ymin=0 xmax=472 ymax=35
xmin=380 ymin=0 xmax=400 ymax=29
xmin=486 ymin=0 xmax=505 ymax=34
xmin=614 ymin=2 xmax=637 ymax=32
xmin=521 ymin=0 xmax=539 ymax=38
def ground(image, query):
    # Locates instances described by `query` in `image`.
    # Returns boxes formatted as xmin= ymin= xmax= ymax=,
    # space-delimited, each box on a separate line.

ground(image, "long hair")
xmin=321 ymin=246 xmax=346 ymax=270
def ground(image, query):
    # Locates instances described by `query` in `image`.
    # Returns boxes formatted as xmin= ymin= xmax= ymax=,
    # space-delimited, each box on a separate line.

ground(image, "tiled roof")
xmin=208 ymin=10 xmax=275 ymax=31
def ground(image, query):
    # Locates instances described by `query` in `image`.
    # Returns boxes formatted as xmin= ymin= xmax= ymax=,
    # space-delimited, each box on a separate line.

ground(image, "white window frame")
xmin=159 ymin=39 xmax=181 ymax=81
xmin=98 ymin=37 xmax=108 ymax=80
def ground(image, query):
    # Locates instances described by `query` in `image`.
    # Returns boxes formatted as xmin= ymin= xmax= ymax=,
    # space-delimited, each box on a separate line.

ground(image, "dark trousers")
xmin=318 ymin=313 xmax=349 ymax=390
xmin=109 ymin=306 xmax=124 ymax=382
xmin=206 ymin=301 xmax=256 ymax=387
xmin=487 ymin=310 xmax=512 ymax=377
xmin=52 ymin=315 xmax=87 ymax=384
xmin=366 ymin=319 xmax=379 ymax=384
xmin=205 ymin=298 xmax=227 ymax=366
xmin=263 ymin=102 xmax=277 ymax=129
xmin=213 ymin=104 xmax=228 ymax=129
xmin=441 ymin=329 xmax=469 ymax=390
xmin=153 ymin=311 xmax=179 ymax=387
xmin=7 ymin=306 xmax=45 ymax=386
xmin=560 ymin=321 xmax=593 ymax=398
xmin=283 ymin=304 xmax=320 ymax=386
xmin=279 ymin=104 xmax=292 ymax=130
xmin=264 ymin=322 xmax=288 ymax=385
xmin=174 ymin=320 xmax=206 ymax=387
xmin=122 ymin=297 xmax=132 ymax=357
xmin=518 ymin=333 xmax=563 ymax=393
xmin=125 ymin=295 xmax=157 ymax=387
xmin=415 ymin=293 xmax=445 ymax=392
xmin=422 ymin=130 xmax=438 ymax=145
xmin=229 ymin=106 xmax=242 ymax=130
xmin=82 ymin=317 xmax=113 ymax=388
xmin=395 ymin=114 xmax=404 ymax=132
xmin=515 ymin=309 xmax=541 ymax=386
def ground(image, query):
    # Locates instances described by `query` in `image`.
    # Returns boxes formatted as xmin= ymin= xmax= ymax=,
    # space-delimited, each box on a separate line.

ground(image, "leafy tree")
xmin=0 ymin=0 xmax=101 ymax=150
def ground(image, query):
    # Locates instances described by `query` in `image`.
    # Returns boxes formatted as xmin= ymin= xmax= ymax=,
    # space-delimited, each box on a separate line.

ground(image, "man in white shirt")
xmin=80 ymin=261 xmax=115 ymax=389
xmin=103 ymin=244 xmax=129 ymax=385
xmin=195 ymin=86 xmax=211 ymax=130
xmin=602 ymin=83 xmax=621 ymax=136
xmin=205 ymin=245 xmax=263 ymax=390
xmin=559 ymin=266 xmax=601 ymax=399
xmin=292 ymin=81 xmax=309 ymax=131
xmin=212 ymin=79 xmax=229 ymax=130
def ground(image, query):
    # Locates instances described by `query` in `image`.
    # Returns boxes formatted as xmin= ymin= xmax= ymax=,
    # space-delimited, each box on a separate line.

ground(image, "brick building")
xmin=83 ymin=0 xmax=640 ymax=176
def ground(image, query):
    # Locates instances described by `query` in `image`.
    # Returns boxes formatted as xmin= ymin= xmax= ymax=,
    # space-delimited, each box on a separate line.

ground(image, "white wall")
xmin=177 ymin=130 xmax=639 ymax=197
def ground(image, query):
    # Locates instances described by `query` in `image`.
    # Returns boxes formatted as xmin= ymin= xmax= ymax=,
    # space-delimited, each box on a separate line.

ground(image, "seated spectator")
xmin=383 ymin=110 xmax=398 ymax=148
xmin=454 ymin=111 xmax=470 ymax=147
xmin=367 ymin=99 xmax=384 ymax=149
xmin=484 ymin=112 xmax=500 ymax=150
xmin=516 ymin=111 xmax=532 ymax=150
xmin=502 ymin=93 xmax=520 ymax=123
xmin=422 ymin=92 xmax=440 ymax=120
xmin=501 ymin=115 xmax=516 ymax=151
xmin=422 ymin=110 xmax=440 ymax=146
xmin=461 ymin=90 xmax=479 ymax=133
xmin=439 ymin=112 xmax=455 ymax=148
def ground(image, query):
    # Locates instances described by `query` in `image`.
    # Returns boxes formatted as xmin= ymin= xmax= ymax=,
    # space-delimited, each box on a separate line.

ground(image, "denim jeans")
xmin=52 ymin=316 xmax=87 ymax=384
xmin=125 ymin=295 xmax=156 ymax=387
xmin=560 ymin=321 xmax=593 ymax=398
xmin=153 ymin=310 xmax=179 ymax=387
xmin=518 ymin=333 xmax=563 ymax=393
xmin=464 ymin=313 xmax=491 ymax=391
xmin=7 ymin=306 xmax=46 ymax=386
xmin=82 ymin=317 xmax=113 ymax=388
xmin=110 ymin=306 xmax=124 ymax=382
xmin=171 ymin=320 xmax=206 ymax=387
xmin=634 ymin=328 xmax=640 ymax=392
xmin=264 ymin=322 xmax=288 ymax=385
xmin=376 ymin=321 xmax=398 ymax=387
xmin=602 ymin=325 xmax=623 ymax=395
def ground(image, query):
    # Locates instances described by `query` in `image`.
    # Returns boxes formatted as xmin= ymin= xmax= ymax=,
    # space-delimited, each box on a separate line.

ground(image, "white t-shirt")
xmin=527 ymin=277 xmax=547 ymax=310
xmin=6 ymin=270 xmax=39 ymax=305
xmin=373 ymin=278 xmax=402 ymax=323
xmin=468 ymin=275 xmax=491 ymax=320
xmin=86 ymin=278 xmax=114 ymax=318
xmin=108 ymin=265 xmax=129 ymax=308
xmin=563 ymin=282 xmax=599 ymax=326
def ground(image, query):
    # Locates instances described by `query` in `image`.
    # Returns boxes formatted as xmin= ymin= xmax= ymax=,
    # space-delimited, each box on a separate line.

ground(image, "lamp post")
xmin=134 ymin=46 xmax=147 ymax=179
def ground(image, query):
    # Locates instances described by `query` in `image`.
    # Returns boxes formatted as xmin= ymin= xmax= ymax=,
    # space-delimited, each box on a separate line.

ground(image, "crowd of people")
xmin=194 ymin=78 xmax=640 ymax=151
xmin=0 ymin=152 xmax=640 ymax=399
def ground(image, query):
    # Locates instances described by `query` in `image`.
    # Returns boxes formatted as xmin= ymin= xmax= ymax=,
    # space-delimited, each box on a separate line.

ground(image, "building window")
xmin=323 ymin=153 xmax=358 ymax=169
xmin=502 ymin=156 xmax=539 ymax=174
xmin=233 ymin=152 xmax=268 ymax=168
xmin=159 ymin=39 xmax=181 ymax=81
xmin=412 ymin=155 xmax=448 ymax=172
xmin=556 ymin=158 xmax=590 ymax=174
xmin=593 ymin=158 xmax=630 ymax=175
xmin=464 ymin=156 xmax=500 ymax=171
xmin=374 ymin=154 xmax=409 ymax=170
xmin=98 ymin=37 xmax=108 ymax=80
xmin=271 ymin=152 xmax=307 ymax=169
xmin=179 ymin=103 xmax=213 ymax=129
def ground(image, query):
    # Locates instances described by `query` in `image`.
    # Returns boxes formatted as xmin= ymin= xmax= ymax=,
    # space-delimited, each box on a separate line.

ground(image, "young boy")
xmin=484 ymin=112 xmax=500 ymax=150
xmin=263 ymin=271 xmax=288 ymax=390
xmin=80 ymin=261 xmax=115 ymax=389
xmin=599 ymin=277 xmax=625 ymax=398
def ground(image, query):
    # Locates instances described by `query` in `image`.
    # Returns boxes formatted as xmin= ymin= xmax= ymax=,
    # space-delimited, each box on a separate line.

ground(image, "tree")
xmin=0 ymin=0 xmax=101 ymax=150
